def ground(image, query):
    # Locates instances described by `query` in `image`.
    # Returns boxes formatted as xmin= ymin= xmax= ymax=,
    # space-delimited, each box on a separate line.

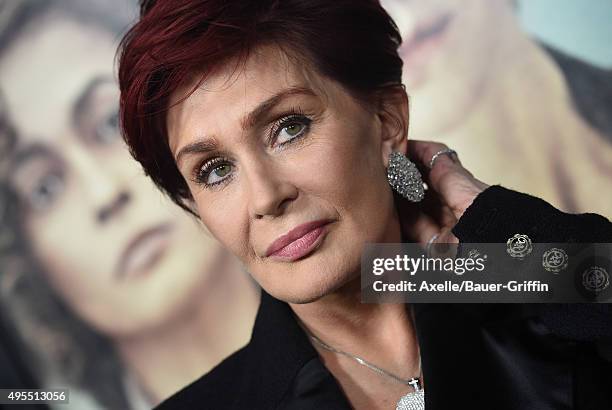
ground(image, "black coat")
xmin=157 ymin=186 xmax=612 ymax=409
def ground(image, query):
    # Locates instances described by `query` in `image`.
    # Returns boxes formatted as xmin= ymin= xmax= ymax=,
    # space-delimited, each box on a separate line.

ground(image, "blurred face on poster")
xmin=0 ymin=14 xmax=227 ymax=338
xmin=381 ymin=0 xmax=514 ymax=136
xmin=381 ymin=0 xmax=612 ymax=218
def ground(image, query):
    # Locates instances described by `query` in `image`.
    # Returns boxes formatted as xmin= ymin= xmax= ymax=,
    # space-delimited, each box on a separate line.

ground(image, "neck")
xmin=436 ymin=16 xmax=612 ymax=215
xmin=290 ymin=277 xmax=419 ymax=381
xmin=114 ymin=259 xmax=259 ymax=405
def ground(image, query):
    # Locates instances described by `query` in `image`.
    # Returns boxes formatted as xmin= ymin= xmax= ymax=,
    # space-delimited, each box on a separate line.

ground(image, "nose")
xmin=67 ymin=146 xmax=132 ymax=224
xmin=245 ymin=159 xmax=298 ymax=220
xmin=97 ymin=190 xmax=131 ymax=223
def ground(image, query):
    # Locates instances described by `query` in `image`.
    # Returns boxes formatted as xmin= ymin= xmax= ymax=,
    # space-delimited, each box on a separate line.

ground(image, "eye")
xmin=273 ymin=114 xmax=311 ymax=146
xmin=277 ymin=122 xmax=306 ymax=144
xmin=28 ymin=172 xmax=65 ymax=212
xmin=194 ymin=157 xmax=234 ymax=187
xmin=94 ymin=110 xmax=120 ymax=145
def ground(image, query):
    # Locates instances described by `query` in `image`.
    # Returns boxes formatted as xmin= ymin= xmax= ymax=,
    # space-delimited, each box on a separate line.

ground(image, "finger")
xmin=436 ymin=228 xmax=459 ymax=244
xmin=419 ymin=184 xmax=459 ymax=228
xmin=406 ymin=139 xmax=486 ymax=220
xmin=406 ymin=140 xmax=464 ymax=195
xmin=406 ymin=140 xmax=461 ymax=171
xmin=412 ymin=213 xmax=441 ymax=247
xmin=439 ymin=204 xmax=458 ymax=228
xmin=426 ymin=227 xmax=460 ymax=258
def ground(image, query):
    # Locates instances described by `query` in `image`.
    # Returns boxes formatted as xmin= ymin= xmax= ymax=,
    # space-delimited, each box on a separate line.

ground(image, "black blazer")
xmin=157 ymin=186 xmax=612 ymax=410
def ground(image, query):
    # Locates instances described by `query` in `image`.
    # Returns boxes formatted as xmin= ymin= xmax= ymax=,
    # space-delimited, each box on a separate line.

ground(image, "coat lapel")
xmin=236 ymin=291 xmax=350 ymax=409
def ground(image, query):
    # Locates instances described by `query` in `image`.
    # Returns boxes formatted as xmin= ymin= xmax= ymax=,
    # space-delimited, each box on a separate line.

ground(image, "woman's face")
xmin=0 ymin=15 xmax=226 ymax=337
xmin=168 ymin=46 xmax=406 ymax=304
xmin=381 ymin=0 xmax=516 ymax=136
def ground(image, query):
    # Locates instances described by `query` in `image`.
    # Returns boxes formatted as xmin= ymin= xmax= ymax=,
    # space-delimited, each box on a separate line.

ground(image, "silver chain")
xmin=307 ymin=332 xmax=422 ymax=391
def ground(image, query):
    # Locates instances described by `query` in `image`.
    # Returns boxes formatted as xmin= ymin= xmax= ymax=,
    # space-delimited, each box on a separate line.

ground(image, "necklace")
xmin=307 ymin=332 xmax=425 ymax=410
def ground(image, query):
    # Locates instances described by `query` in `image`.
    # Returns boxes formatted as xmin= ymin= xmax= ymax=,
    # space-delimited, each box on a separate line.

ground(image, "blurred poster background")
xmin=0 ymin=2 xmax=259 ymax=409
xmin=381 ymin=0 xmax=612 ymax=218
xmin=518 ymin=0 xmax=612 ymax=67
xmin=0 ymin=0 xmax=610 ymax=409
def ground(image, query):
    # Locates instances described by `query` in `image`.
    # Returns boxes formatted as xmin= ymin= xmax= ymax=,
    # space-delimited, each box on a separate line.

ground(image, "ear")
xmin=376 ymin=87 xmax=410 ymax=168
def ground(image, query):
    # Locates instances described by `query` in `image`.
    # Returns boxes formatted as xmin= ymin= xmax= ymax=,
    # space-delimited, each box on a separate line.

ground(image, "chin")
xmin=273 ymin=285 xmax=335 ymax=305
xmin=253 ymin=227 xmax=365 ymax=304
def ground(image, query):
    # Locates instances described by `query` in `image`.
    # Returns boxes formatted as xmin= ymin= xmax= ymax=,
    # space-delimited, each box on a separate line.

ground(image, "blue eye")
xmin=29 ymin=173 xmax=65 ymax=211
xmin=94 ymin=111 xmax=120 ymax=145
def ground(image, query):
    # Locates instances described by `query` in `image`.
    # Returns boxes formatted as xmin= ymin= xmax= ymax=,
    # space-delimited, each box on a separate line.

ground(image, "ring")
xmin=425 ymin=232 xmax=440 ymax=256
xmin=429 ymin=148 xmax=457 ymax=169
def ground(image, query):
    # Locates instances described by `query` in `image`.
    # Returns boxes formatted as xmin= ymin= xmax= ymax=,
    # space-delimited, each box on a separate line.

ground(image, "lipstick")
xmin=115 ymin=223 xmax=173 ymax=279
xmin=266 ymin=219 xmax=332 ymax=261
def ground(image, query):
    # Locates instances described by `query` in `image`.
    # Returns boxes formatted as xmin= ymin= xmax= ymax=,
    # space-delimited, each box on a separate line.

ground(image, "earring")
xmin=387 ymin=151 xmax=425 ymax=202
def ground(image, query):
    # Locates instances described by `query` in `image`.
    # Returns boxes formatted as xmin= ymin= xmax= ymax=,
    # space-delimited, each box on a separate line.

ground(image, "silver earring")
xmin=387 ymin=151 xmax=425 ymax=202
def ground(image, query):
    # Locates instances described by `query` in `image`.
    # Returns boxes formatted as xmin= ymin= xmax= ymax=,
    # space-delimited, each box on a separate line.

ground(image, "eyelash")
xmin=191 ymin=110 xmax=313 ymax=188
xmin=268 ymin=108 xmax=312 ymax=146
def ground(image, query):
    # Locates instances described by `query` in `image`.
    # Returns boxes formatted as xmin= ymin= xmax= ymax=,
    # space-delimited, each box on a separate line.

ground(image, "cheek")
xmin=23 ymin=173 xmax=116 ymax=292
xmin=27 ymin=205 xmax=82 ymax=268
xmin=27 ymin=211 xmax=106 ymax=291
xmin=24 ymin=216 xmax=120 ymax=335
xmin=316 ymin=121 xmax=389 ymax=203
xmin=196 ymin=194 xmax=251 ymax=262
xmin=331 ymin=131 xmax=395 ymax=232
xmin=291 ymin=123 xmax=395 ymax=238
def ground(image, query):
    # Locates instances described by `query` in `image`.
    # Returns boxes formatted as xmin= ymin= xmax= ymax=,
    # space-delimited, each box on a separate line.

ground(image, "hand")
xmin=397 ymin=140 xmax=490 ymax=246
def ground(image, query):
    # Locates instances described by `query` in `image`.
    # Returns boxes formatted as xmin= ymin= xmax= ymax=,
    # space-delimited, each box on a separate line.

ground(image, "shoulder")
xmin=542 ymin=43 xmax=612 ymax=141
xmin=155 ymin=346 xmax=249 ymax=410
xmin=155 ymin=291 xmax=321 ymax=410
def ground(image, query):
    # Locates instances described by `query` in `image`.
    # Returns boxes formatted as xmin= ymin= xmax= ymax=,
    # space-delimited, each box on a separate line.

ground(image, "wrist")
xmin=454 ymin=178 xmax=490 ymax=219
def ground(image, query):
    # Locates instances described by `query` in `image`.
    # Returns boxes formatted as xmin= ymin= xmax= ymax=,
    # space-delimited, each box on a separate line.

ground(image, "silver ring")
xmin=425 ymin=232 xmax=440 ymax=256
xmin=429 ymin=148 xmax=457 ymax=169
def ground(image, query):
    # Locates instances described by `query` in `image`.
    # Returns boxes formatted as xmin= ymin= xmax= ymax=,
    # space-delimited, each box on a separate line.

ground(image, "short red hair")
xmin=119 ymin=0 xmax=403 ymax=214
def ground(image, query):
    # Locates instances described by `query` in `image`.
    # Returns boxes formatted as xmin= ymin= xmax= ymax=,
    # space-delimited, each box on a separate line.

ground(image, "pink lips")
xmin=115 ymin=223 xmax=173 ymax=279
xmin=265 ymin=219 xmax=332 ymax=261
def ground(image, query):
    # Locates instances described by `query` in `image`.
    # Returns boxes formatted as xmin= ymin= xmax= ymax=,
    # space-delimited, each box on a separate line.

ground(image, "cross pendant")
xmin=408 ymin=378 xmax=421 ymax=391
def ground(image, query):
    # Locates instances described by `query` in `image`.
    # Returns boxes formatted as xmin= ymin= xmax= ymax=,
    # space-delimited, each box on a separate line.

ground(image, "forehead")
xmin=167 ymin=45 xmax=331 ymax=153
xmin=0 ymin=13 xmax=118 ymax=144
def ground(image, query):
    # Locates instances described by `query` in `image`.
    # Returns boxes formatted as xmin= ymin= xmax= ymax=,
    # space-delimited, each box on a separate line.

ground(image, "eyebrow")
xmin=11 ymin=143 xmax=53 ymax=171
xmin=175 ymin=86 xmax=316 ymax=166
xmin=7 ymin=144 xmax=60 ymax=195
xmin=72 ymin=75 xmax=114 ymax=128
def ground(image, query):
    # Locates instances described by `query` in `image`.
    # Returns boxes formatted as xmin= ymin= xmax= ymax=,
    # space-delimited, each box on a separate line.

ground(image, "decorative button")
xmin=582 ymin=266 xmax=610 ymax=293
xmin=506 ymin=234 xmax=533 ymax=259
xmin=467 ymin=248 xmax=481 ymax=259
xmin=542 ymin=248 xmax=568 ymax=273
